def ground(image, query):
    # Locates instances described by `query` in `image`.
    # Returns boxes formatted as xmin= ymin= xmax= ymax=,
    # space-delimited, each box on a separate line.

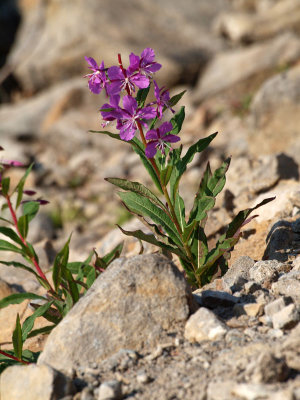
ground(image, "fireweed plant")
xmin=85 ymin=48 xmax=274 ymax=288
xmin=0 ymin=153 xmax=123 ymax=370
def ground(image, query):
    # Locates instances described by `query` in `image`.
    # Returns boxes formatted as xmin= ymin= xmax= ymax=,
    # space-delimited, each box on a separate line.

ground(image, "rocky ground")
xmin=0 ymin=0 xmax=300 ymax=399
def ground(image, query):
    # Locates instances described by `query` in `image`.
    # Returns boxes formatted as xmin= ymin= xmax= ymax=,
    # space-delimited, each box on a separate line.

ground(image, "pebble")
xmin=97 ymin=380 xmax=122 ymax=400
xmin=272 ymin=303 xmax=300 ymax=330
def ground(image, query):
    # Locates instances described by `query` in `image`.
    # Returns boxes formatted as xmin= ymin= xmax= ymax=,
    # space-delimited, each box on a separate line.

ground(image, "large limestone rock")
xmin=193 ymin=32 xmax=300 ymax=102
xmin=38 ymin=254 xmax=197 ymax=375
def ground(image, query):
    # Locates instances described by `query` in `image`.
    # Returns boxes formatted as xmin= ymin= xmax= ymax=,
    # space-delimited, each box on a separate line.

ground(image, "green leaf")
xmin=62 ymin=290 xmax=73 ymax=315
xmin=17 ymin=215 xmax=29 ymax=239
xmin=15 ymin=163 xmax=34 ymax=209
xmin=170 ymin=132 xmax=217 ymax=201
xmin=190 ymin=226 xmax=208 ymax=272
xmin=63 ymin=268 xmax=79 ymax=304
xmin=22 ymin=301 xmax=54 ymax=341
xmin=0 ymin=260 xmax=38 ymax=278
xmin=89 ymin=130 xmax=122 ymax=141
xmin=136 ymin=86 xmax=150 ymax=108
xmin=168 ymin=90 xmax=186 ymax=108
xmin=12 ymin=314 xmax=23 ymax=360
xmin=0 ymin=239 xmax=23 ymax=255
xmin=118 ymin=225 xmax=186 ymax=259
xmin=0 ymin=293 xmax=46 ymax=309
xmin=207 ymin=157 xmax=231 ymax=197
xmin=52 ymin=235 xmax=71 ymax=291
xmin=1 ymin=177 xmax=10 ymax=196
xmin=102 ymin=241 xmax=124 ymax=266
xmin=118 ymin=191 xmax=183 ymax=248
xmin=174 ymin=193 xmax=186 ymax=232
xmin=193 ymin=196 xmax=215 ymax=222
xmin=225 ymin=196 xmax=276 ymax=239
xmin=86 ymin=267 xmax=96 ymax=289
xmin=23 ymin=201 xmax=39 ymax=223
xmin=160 ymin=165 xmax=173 ymax=187
xmin=130 ymin=139 xmax=163 ymax=194
xmin=0 ymin=227 xmax=25 ymax=248
xmin=170 ymin=106 xmax=185 ymax=135
xmin=27 ymin=325 xmax=55 ymax=339
xmin=106 ymin=178 xmax=166 ymax=211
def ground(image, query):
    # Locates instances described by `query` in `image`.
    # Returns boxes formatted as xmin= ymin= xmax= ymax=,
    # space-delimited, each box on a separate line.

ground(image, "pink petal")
xmin=139 ymin=106 xmax=156 ymax=119
xmin=159 ymin=121 xmax=173 ymax=136
xmin=131 ymin=74 xmax=149 ymax=89
xmin=85 ymin=56 xmax=98 ymax=70
xmin=108 ymin=66 xmax=123 ymax=80
xmin=163 ymin=134 xmax=181 ymax=143
xmin=122 ymin=95 xmax=137 ymax=115
xmin=145 ymin=129 xmax=158 ymax=140
xmin=145 ymin=141 xmax=158 ymax=158
xmin=141 ymin=48 xmax=155 ymax=63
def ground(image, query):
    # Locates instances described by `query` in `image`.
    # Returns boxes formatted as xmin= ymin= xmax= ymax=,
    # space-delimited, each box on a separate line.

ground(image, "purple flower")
xmin=153 ymin=80 xmax=174 ymax=119
xmin=107 ymin=66 xmax=149 ymax=96
xmin=117 ymin=95 xmax=156 ymax=141
xmin=0 ymin=159 xmax=24 ymax=167
xmin=128 ymin=48 xmax=162 ymax=78
xmin=145 ymin=122 xmax=180 ymax=158
xmin=100 ymin=95 xmax=123 ymax=126
xmin=84 ymin=57 xmax=109 ymax=95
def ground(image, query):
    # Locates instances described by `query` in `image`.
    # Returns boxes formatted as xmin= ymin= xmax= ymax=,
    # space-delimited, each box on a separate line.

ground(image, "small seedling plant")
xmin=85 ymin=48 xmax=274 ymax=287
xmin=0 ymin=155 xmax=122 ymax=370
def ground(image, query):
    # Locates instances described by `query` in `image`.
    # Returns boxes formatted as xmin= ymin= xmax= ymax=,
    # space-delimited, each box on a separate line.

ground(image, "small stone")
xmin=233 ymin=303 xmax=264 ymax=317
xmin=264 ymin=297 xmax=293 ymax=318
xmin=136 ymin=371 xmax=151 ymax=384
xmin=250 ymin=351 xmax=290 ymax=383
xmin=193 ymin=289 xmax=239 ymax=309
xmin=97 ymin=380 xmax=122 ymax=400
xmin=244 ymin=281 xmax=261 ymax=294
xmin=272 ymin=303 xmax=300 ymax=330
xmin=222 ymin=256 xmax=254 ymax=291
xmin=184 ymin=307 xmax=228 ymax=343
xmin=271 ymin=278 xmax=300 ymax=300
xmin=0 ymin=364 xmax=74 ymax=400
xmin=249 ymin=260 xmax=280 ymax=285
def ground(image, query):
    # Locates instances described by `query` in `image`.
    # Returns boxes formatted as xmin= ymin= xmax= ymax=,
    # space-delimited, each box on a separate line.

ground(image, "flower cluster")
xmin=84 ymin=48 xmax=179 ymax=158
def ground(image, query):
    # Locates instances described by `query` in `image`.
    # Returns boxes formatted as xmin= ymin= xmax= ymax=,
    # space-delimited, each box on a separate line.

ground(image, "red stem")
xmin=5 ymin=195 xmax=55 ymax=292
xmin=0 ymin=349 xmax=29 ymax=364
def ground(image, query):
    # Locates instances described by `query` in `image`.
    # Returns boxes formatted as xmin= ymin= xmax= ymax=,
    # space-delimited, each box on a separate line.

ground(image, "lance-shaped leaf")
xmin=106 ymin=178 xmax=166 ymax=211
xmin=118 ymin=225 xmax=187 ymax=260
xmin=27 ymin=324 xmax=55 ymax=339
xmin=89 ymin=130 xmax=122 ymax=141
xmin=17 ymin=215 xmax=29 ymax=239
xmin=207 ymin=157 xmax=231 ymax=196
xmin=0 ymin=239 xmax=23 ymax=255
xmin=23 ymin=201 xmax=39 ymax=223
xmin=1 ymin=177 xmax=10 ymax=196
xmin=0 ymin=292 xmax=46 ymax=309
xmin=170 ymin=106 xmax=185 ymax=135
xmin=225 ymin=196 xmax=276 ymax=239
xmin=190 ymin=225 xmax=208 ymax=272
xmin=170 ymin=132 xmax=217 ymax=201
xmin=14 ymin=163 xmax=33 ymax=208
xmin=118 ymin=191 xmax=183 ymax=248
xmin=136 ymin=86 xmax=150 ymax=108
xmin=52 ymin=235 xmax=71 ymax=291
xmin=0 ymin=260 xmax=38 ymax=279
xmin=12 ymin=314 xmax=23 ymax=360
xmin=101 ymin=241 xmax=124 ymax=267
xmin=62 ymin=268 xmax=79 ymax=304
xmin=167 ymin=90 xmax=186 ymax=108
xmin=22 ymin=301 xmax=54 ymax=341
xmin=174 ymin=193 xmax=186 ymax=232
xmin=0 ymin=227 xmax=25 ymax=248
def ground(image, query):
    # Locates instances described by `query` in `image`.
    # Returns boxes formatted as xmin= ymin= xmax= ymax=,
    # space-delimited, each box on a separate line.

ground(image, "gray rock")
xmin=272 ymin=303 xmax=300 ymax=330
xmin=193 ymin=32 xmax=300 ymax=102
xmin=97 ymin=380 xmax=122 ymax=400
xmin=265 ymin=297 xmax=293 ymax=318
xmin=271 ymin=272 xmax=300 ymax=300
xmin=249 ymin=260 xmax=282 ymax=285
xmin=222 ymin=256 xmax=255 ymax=291
xmin=247 ymin=351 xmax=290 ymax=383
xmin=0 ymin=364 xmax=74 ymax=400
xmin=193 ymin=289 xmax=240 ymax=308
xmin=215 ymin=1 xmax=300 ymax=43
xmin=38 ymin=254 xmax=197 ymax=375
xmin=184 ymin=307 xmax=228 ymax=342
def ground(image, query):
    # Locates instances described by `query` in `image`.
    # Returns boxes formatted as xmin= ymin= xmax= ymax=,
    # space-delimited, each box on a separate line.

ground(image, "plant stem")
xmin=5 ymin=195 xmax=57 ymax=296
xmin=136 ymin=122 xmax=197 ymax=272
xmin=0 ymin=349 xmax=29 ymax=364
